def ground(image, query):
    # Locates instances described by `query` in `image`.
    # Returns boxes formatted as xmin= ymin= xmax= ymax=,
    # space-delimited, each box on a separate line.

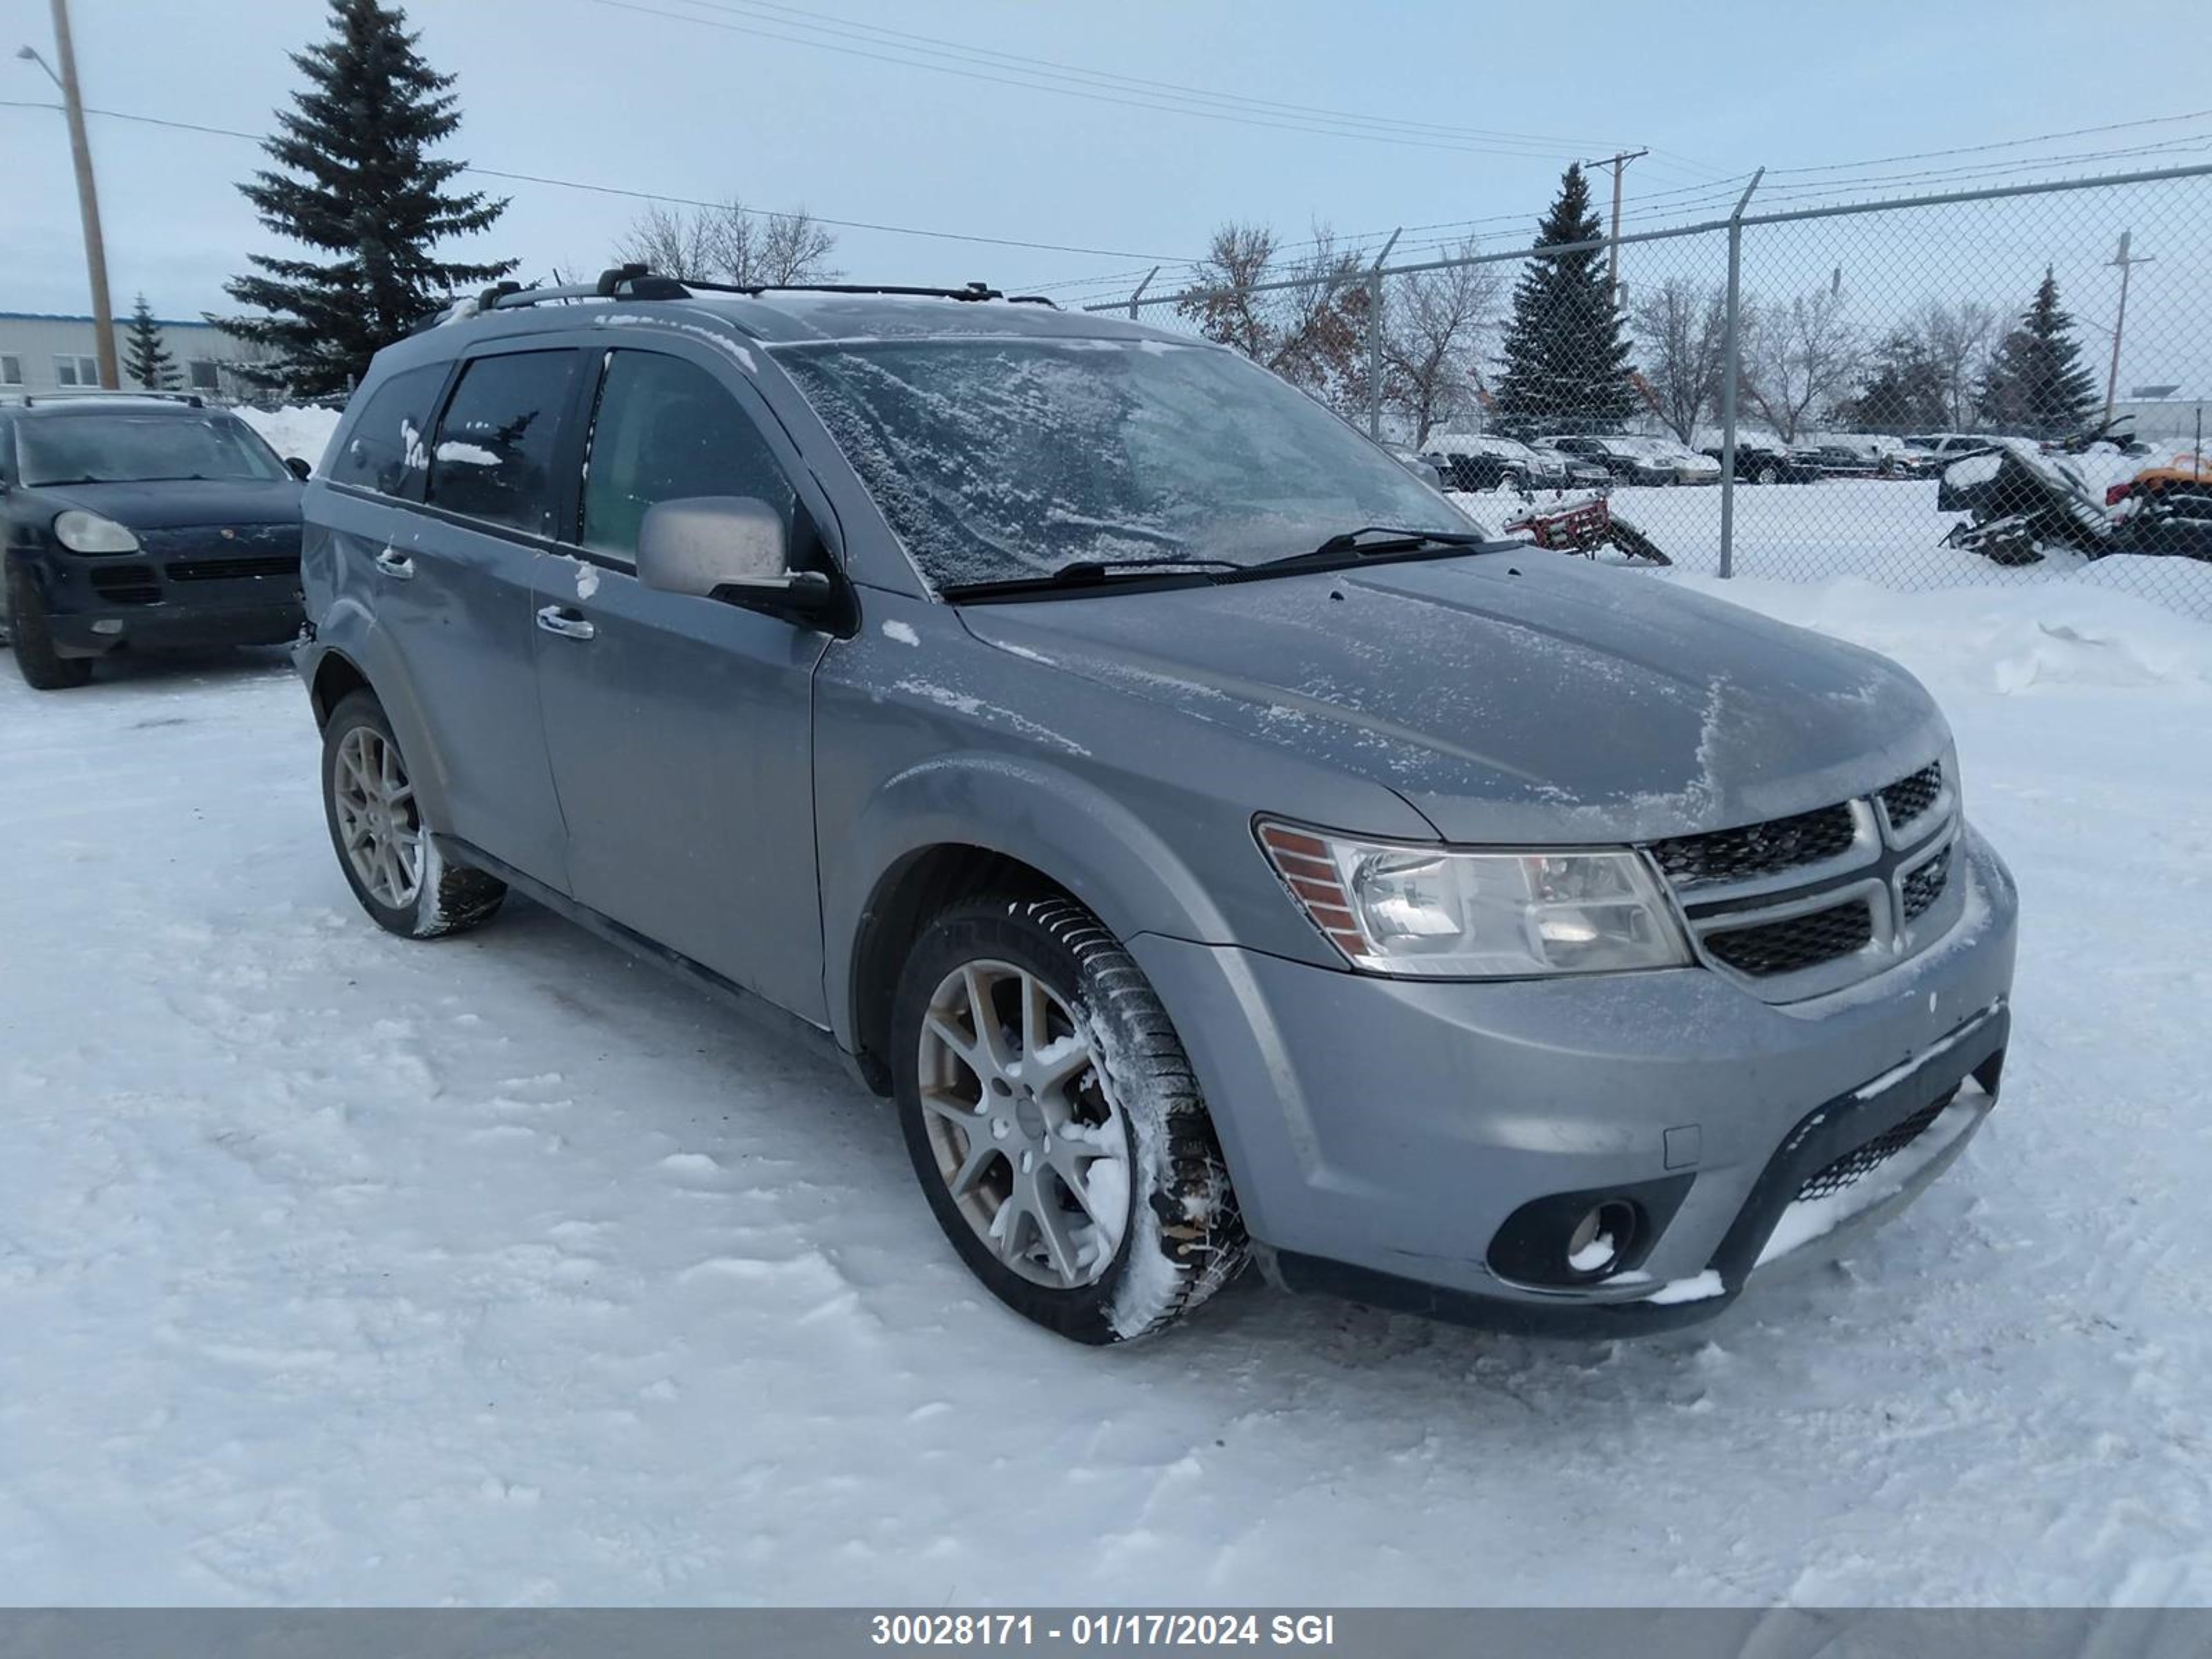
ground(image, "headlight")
xmin=53 ymin=509 xmax=140 ymax=554
xmin=1257 ymin=820 xmax=1690 ymax=979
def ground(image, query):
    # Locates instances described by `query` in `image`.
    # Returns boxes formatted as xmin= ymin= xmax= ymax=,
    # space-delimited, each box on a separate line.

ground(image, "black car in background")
xmin=0 ymin=394 xmax=311 ymax=690
xmin=1704 ymin=440 xmax=1825 ymax=484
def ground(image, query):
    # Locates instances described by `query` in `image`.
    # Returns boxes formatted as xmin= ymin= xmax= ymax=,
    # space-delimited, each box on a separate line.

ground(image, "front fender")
xmin=823 ymin=749 xmax=1248 ymax=1052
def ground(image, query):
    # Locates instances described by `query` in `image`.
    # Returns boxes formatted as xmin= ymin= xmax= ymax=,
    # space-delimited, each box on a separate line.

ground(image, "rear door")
xmin=388 ymin=345 xmax=582 ymax=887
xmin=529 ymin=343 xmax=834 ymax=1024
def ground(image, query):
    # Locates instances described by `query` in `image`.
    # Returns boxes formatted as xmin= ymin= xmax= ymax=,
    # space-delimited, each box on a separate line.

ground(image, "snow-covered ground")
xmin=2 ymin=567 xmax=2208 ymax=1606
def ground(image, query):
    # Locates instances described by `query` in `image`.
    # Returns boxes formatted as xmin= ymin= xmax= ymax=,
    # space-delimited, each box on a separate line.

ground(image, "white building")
xmin=0 ymin=310 xmax=279 ymax=403
xmin=2106 ymin=394 xmax=2209 ymax=448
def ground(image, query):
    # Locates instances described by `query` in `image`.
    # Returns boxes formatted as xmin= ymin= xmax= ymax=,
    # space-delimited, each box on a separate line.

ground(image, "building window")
xmin=0 ymin=355 xmax=22 ymax=386
xmin=53 ymin=355 xmax=100 ymax=388
xmin=187 ymin=359 xmax=221 ymax=393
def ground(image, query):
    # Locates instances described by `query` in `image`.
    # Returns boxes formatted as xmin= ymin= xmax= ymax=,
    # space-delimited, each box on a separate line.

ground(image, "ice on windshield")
xmin=776 ymin=337 xmax=1477 ymax=590
xmin=17 ymin=414 xmax=291 ymax=488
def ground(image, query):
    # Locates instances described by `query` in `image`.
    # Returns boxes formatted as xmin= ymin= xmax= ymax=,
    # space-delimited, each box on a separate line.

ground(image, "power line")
xmin=0 ymin=97 xmax=1198 ymax=263
xmin=579 ymin=0 xmax=1631 ymax=161
xmin=1766 ymin=107 xmax=2212 ymax=176
xmin=655 ymin=0 xmax=1637 ymax=156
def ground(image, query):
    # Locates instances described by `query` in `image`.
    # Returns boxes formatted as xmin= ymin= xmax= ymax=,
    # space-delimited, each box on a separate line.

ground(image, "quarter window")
xmin=579 ymin=350 xmax=796 ymax=566
xmin=330 ymin=363 xmax=448 ymax=496
xmin=426 ymin=350 xmax=578 ymax=536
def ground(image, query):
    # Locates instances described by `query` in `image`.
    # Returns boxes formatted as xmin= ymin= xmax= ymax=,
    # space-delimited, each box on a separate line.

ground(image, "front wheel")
xmin=6 ymin=570 xmax=92 ymax=691
xmin=892 ymin=894 xmax=1247 ymax=1344
xmin=321 ymin=690 xmax=506 ymax=939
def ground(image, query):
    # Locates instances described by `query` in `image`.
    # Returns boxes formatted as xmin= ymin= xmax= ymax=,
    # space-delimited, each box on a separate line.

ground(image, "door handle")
xmin=373 ymin=548 xmax=415 ymax=580
xmin=536 ymin=603 xmax=596 ymax=641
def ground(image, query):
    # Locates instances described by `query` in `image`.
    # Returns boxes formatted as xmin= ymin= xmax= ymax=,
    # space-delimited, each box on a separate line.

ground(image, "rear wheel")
xmin=321 ymin=690 xmax=505 ymax=938
xmin=6 ymin=570 xmax=92 ymax=691
xmin=892 ymin=893 xmax=1246 ymax=1344
xmin=1756 ymin=463 xmax=1780 ymax=486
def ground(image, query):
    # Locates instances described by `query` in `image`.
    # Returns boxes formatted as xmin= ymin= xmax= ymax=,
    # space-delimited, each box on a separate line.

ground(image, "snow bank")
xmin=1677 ymin=572 xmax=2212 ymax=695
xmin=236 ymin=404 xmax=344 ymax=474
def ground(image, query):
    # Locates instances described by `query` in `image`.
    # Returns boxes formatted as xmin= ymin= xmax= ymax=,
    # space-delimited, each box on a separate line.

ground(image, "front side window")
xmin=579 ymin=351 xmax=796 ymax=566
xmin=425 ymin=350 xmax=577 ymax=536
xmin=330 ymin=362 xmax=447 ymax=496
xmin=16 ymin=412 xmax=291 ymax=487
xmin=778 ymin=337 xmax=1471 ymax=592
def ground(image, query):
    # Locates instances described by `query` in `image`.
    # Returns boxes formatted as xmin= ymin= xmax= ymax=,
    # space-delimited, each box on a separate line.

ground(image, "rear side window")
xmin=330 ymin=363 xmax=445 ymax=495
xmin=426 ymin=350 xmax=577 ymax=536
xmin=578 ymin=350 xmax=797 ymax=566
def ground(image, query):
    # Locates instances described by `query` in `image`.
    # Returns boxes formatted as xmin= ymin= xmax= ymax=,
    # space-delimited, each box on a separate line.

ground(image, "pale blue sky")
xmin=4 ymin=0 xmax=2206 ymax=388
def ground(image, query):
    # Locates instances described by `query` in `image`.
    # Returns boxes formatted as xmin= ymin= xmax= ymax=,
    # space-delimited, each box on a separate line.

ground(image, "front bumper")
xmin=19 ymin=534 xmax=303 ymax=657
xmin=1130 ymin=825 xmax=2019 ymax=1333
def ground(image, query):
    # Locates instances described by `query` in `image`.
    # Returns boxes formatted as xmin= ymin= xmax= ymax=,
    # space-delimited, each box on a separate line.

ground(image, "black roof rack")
xmin=413 ymin=267 xmax=1060 ymax=330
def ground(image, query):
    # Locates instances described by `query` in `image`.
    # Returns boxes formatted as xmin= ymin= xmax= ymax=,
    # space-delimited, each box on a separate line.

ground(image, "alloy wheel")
xmin=332 ymin=724 xmax=423 ymax=910
xmin=915 ymin=958 xmax=1131 ymax=1288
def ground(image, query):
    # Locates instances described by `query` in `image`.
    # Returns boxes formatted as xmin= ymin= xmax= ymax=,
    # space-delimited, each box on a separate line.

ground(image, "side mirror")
xmin=637 ymin=495 xmax=834 ymax=612
xmin=285 ymin=456 xmax=312 ymax=480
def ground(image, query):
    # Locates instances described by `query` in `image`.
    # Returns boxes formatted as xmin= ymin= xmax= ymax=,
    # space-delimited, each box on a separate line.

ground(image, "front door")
xmin=530 ymin=345 xmax=832 ymax=1024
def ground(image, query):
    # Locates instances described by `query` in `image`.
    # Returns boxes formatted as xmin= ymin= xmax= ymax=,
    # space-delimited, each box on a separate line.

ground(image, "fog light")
xmin=1566 ymin=1201 xmax=1636 ymax=1276
xmin=91 ymin=619 xmax=124 ymax=636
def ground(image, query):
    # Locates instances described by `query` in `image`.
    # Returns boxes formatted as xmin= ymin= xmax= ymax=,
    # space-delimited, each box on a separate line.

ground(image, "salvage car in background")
xmin=0 ymin=393 xmax=310 ymax=690
xmin=1540 ymin=433 xmax=1678 ymax=486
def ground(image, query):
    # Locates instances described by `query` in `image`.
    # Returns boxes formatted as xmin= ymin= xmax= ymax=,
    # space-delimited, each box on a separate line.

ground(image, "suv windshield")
xmin=778 ymin=337 xmax=1478 ymax=590
xmin=17 ymin=412 xmax=291 ymax=487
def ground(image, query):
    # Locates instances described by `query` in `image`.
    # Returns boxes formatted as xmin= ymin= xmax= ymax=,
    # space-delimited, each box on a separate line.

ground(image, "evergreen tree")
xmin=1976 ymin=268 xmax=2098 ymax=438
xmin=122 ymin=294 xmax=179 ymax=391
xmin=1839 ymin=329 xmax=1947 ymax=432
xmin=221 ymin=0 xmax=514 ymax=396
xmin=1494 ymin=165 xmax=1638 ymax=431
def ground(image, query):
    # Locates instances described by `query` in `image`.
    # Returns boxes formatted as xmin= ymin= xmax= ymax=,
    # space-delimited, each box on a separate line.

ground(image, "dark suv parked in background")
xmin=295 ymin=268 xmax=2016 ymax=1348
xmin=1 ymin=393 xmax=311 ymax=689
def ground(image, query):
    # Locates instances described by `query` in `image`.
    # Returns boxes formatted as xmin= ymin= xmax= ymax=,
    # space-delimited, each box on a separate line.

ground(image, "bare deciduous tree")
xmin=1740 ymin=285 xmax=1861 ymax=443
xmin=1631 ymin=276 xmax=1728 ymax=444
xmin=613 ymin=199 xmax=841 ymax=287
xmin=1177 ymin=222 xmax=1367 ymax=411
xmin=1907 ymin=299 xmax=1999 ymax=430
xmin=1379 ymin=241 xmax=1503 ymax=444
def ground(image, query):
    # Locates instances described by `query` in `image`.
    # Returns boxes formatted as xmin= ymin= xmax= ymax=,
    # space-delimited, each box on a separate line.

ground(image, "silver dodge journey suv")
xmin=296 ymin=267 xmax=2018 ymax=1344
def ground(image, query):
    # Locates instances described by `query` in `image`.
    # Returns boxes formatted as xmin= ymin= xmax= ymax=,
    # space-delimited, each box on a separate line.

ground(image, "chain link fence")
xmin=1085 ymin=163 xmax=2212 ymax=619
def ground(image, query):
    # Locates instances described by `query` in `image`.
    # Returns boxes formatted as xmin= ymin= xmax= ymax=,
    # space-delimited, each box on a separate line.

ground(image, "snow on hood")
xmin=959 ymin=555 xmax=1947 ymax=843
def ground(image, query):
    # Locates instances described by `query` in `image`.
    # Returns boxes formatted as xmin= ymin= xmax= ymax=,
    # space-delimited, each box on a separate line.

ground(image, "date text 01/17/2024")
xmin=868 ymin=1613 xmax=1339 ymax=1647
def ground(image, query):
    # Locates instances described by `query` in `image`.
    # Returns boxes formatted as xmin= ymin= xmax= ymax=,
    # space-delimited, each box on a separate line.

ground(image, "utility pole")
xmin=2102 ymin=231 xmax=2153 ymax=431
xmin=21 ymin=1 xmax=118 ymax=388
xmin=1586 ymin=148 xmax=1647 ymax=305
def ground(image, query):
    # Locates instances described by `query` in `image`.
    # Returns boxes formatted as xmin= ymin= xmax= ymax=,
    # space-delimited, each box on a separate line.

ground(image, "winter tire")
xmin=6 ymin=569 xmax=92 ymax=691
xmin=321 ymin=690 xmax=505 ymax=939
xmin=892 ymin=892 xmax=1247 ymax=1344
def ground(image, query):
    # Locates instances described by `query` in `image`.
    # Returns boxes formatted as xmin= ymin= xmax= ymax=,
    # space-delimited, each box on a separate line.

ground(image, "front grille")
xmin=1881 ymin=761 xmax=1943 ymax=830
xmin=1796 ymin=1087 xmax=1958 ymax=1202
xmin=1902 ymin=847 xmax=1952 ymax=921
xmin=165 ymin=554 xmax=300 ymax=583
xmin=1704 ymin=899 xmax=1874 ymax=977
xmin=88 ymin=563 xmax=162 ymax=605
xmin=1651 ymin=802 xmax=1857 ymax=890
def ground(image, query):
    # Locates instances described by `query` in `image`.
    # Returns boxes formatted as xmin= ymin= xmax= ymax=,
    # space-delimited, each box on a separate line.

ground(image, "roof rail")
xmin=5 ymin=388 xmax=207 ymax=408
xmin=411 ymin=266 xmax=1062 ymax=332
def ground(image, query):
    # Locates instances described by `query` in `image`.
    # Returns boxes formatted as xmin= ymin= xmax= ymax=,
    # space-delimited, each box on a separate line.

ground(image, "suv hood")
xmin=959 ymin=556 xmax=1947 ymax=843
xmin=29 ymin=478 xmax=303 ymax=530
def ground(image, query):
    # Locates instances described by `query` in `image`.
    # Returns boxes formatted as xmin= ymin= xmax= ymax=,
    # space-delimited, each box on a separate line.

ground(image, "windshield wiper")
xmin=941 ymin=557 xmax=1239 ymax=602
xmin=1234 ymin=525 xmax=1494 ymax=578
